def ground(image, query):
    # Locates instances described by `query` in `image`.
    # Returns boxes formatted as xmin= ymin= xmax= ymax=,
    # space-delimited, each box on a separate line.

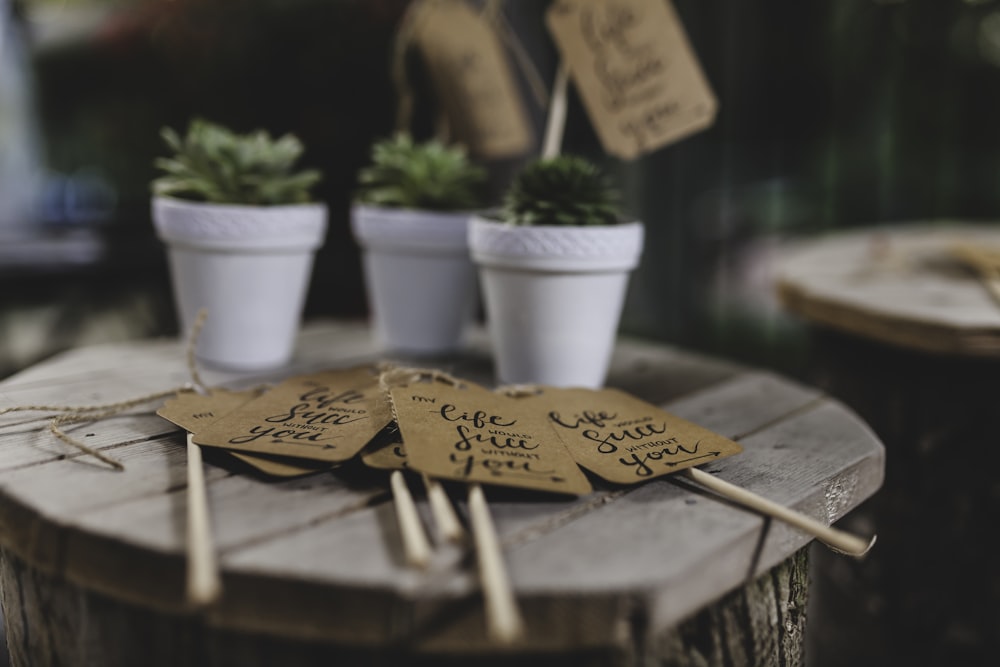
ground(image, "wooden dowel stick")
xmin=683 ymin=468 xmax=875 ymax=558
xmin=541 ymin=62 xmax=569 ymax=160
xmin=186 ymin=433 xmax=221 ymax=606
xmin=390 ymin=470 xmax=432 ymax=568
xmin=468 ymin=483 xmax=524 ymax=643
xmin=422 ymin=474 xmax=464 ymax=544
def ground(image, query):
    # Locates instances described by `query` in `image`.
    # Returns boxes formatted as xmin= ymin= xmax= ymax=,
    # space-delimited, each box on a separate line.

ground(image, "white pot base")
xmin=470 ymin=216 xmax=644 ymax=389
xmin=352 ymin=205 xmax=478 ymax=356
xmin=153 ymin=197 xmax=327 ymax=370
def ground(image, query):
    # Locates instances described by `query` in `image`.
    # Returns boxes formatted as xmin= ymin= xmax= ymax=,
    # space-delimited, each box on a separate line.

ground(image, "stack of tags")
xmin=157 ymin=364 xmax=871 ymax=640
xmin=158 ymin=364 xmax=744 ymax=491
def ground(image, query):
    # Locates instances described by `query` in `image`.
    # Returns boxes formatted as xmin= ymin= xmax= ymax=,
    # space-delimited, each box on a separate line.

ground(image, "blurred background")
xmin=9 ymin=0 xmax=1000 ymax=379
xmin=3 ymin=0 xmax=1000 ymax=665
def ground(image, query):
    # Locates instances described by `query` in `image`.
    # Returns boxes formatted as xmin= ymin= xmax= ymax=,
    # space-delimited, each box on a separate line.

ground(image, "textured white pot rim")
xmin=351 ymin=202 xmax=478 ymax=220
xmin=155 ymin=195 xmax=328 ymax=215
xmin=468 ymin=215 xmax=644 ymax=273
xmin=152 ymin=195 xmax=328 ymax=253
xmin=351 ymin=202 xmax=477 ymax=253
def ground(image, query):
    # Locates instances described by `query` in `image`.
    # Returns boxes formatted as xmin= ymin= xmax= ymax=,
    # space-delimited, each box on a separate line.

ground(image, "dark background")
xmin=3 ymin=1 xmax=1000 ymax=665
xmin=9 ymin=0 xmax=1000 ymax=378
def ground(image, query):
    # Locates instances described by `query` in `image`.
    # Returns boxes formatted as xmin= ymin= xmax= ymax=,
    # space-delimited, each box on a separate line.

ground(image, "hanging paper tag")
xmin=192 ymin=367 xmax=392 ymax=463
xmin=412 ymin=0 xmax=533 ymax=158
xmin=157 ymin=388 xmax=334 ymax=477
xmin=528 ymin=387 xmax=742 ymax=484
xmin=546 ymin=0 xmax=718 ymax=159
xmin=390 ymin=380 xmax=592 ymax=495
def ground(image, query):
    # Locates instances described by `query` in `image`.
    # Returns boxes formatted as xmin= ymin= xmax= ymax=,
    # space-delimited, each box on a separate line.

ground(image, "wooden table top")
xmin=0 ymin=320 xmax=884 ymax=652
xmin=774 ymin=222 xmax=1000 ymax=356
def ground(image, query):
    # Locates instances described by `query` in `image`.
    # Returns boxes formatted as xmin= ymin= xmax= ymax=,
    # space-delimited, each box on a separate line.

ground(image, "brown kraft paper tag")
xmin=158 ymin=388 xmax=335 ymax=477
xmin=191 ymin=366 xmax=392 ymax=463
xmin=360 ymin=422 xmax=410 ymax=471
xmin=546 ymin=0 xmax=718 ymax=159
xmin=390 ymin=380 xmax=592 ymax=496
xmin=527 ymin=387 xmax=742 ymax=484
xmin=412 ymin=0 xmax=533 ymax=158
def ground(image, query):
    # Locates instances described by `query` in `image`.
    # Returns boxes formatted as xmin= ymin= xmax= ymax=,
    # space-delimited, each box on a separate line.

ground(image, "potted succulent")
xmin=151 ymin=118 xmax=326 ymax=370
xmin=351 ymin=133 xmax=487 ymax=356
xmin=469 ymin=155 xmax=644 ymax=388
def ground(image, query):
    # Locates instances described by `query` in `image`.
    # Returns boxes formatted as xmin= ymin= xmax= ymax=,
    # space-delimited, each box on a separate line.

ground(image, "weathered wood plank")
xmin=0 ymin=544 xmax=806 ymax=667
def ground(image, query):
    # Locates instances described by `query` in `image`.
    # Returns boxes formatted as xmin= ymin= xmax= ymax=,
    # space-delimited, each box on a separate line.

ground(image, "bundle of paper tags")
xmin=157 ymin=363 xmax=871 ymax=642
xmin=157 ymin=364 xmax=744 ymax=494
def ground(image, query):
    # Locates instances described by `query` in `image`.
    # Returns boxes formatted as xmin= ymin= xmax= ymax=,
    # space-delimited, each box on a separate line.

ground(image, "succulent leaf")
xmin=355 ymin=134 xmax=486 ymax=212
xmin=503 ymin=155 xmax=620 ymax=226
xmin=151 ymin=118 xmax=321 ymax=205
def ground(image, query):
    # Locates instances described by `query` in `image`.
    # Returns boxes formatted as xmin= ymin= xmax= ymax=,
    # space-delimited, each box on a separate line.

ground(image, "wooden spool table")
xmin=0 ymin=321 xmax=883 ymax=666
xmin=774 ymin=222 xmax=1000 ymax=666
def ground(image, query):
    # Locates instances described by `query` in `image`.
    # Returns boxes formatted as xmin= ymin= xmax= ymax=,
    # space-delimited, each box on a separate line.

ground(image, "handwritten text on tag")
xmin=546 ymin=0 xmax=717 ymax=159
xmin=192 ymin=367 xmax=391 ymax=463
xmin=391 ymin=380 xmax=592 ymax=495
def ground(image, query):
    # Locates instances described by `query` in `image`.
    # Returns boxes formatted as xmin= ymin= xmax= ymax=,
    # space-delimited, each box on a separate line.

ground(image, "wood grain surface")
xmin=0 ymin=321 xmax=884 ymax=664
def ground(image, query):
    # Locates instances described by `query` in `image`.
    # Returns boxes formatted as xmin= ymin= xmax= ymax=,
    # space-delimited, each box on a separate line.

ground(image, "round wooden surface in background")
xmin=775 ymin=222 xmax=1000 ymax=356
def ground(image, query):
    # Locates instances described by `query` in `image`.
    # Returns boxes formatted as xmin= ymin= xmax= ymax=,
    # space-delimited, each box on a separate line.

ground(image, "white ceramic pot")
xmin=152 ymin=196 xmax=327 ymax=370
xmin=469 ymin=216 xmax=644 ymax=388
xmin=350 ymin=204 xmax=478 ymax=356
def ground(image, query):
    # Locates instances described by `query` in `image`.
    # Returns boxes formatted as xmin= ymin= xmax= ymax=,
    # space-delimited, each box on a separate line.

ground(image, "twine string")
xmin=494 ymin=383 xmax=544 ymax=398
xmin=0 ymin=308 xmax=211 ymax=470
xmin=377 ymin=364 xmax=463 ymax=424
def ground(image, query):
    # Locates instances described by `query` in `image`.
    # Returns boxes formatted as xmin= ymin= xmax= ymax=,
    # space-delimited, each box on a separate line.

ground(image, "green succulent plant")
xmin=355 ymin=134 xmax=486 ymax=211
xmin=503 ymin=155 xmax=621 ymax=226
xmin=152 ymin=118 xmax=322 ymax=205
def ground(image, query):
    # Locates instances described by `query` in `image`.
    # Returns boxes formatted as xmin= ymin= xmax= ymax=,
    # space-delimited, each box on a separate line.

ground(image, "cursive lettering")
xmin=450 ymin=452 xmax=556 ymax=480
xmin=581 ymin=422 xmax=668 ymax=454
xmin=453 ymin=423 xmax=539 ymax=451
xmin=619 ymin=440 xmax=699 ymax=477
xmin=440 ymin=404 xmax=516 ymax=428
xmin=548 ymin=410 xmax=618 ymax=430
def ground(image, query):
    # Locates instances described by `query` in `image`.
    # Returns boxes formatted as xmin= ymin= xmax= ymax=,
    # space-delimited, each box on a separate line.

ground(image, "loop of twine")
xmin=0 ymin=308 xmax=211 ymax=471
xmin=494 ymin=383 xmax=545 ymax=398
xmin=377 ymin=364 xmax=463 ymax=424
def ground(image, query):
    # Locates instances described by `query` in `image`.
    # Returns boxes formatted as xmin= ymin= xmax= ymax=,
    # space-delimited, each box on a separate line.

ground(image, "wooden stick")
xmin=422 ymin=474 xmax=464 ymax=543
xmin=390 ymin=470 xmax=432 ymax=568
xmin=541 ymin=62 xmax=569 ymax=160
xmin=468 ymin=483 xmax=524 ymax=643
xmin=683 ymin=468 xmax=875 ymax=558
xmin=186 ymin=433 xmax=221 ymax=606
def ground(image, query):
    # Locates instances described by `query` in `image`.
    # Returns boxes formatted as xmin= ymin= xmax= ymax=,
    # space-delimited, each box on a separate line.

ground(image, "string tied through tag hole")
xmin=0 ymin=308 xmax=212 ymax=471
xmin=494 ymin=383 xmax=545 ymax=399
xmin=377 ymin=365 xmax=466 ymax=424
